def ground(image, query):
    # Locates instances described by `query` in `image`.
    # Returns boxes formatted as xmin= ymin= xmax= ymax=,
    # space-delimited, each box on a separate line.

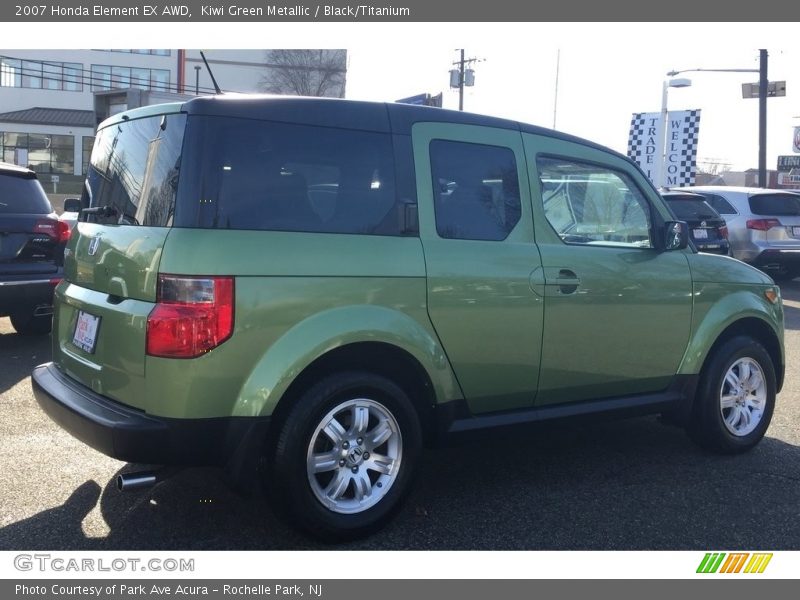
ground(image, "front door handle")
xmin=546 ymin=268 xmax=580 ymax=295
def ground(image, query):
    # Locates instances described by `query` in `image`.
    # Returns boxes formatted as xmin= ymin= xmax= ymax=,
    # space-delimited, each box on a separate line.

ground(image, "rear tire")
xmin=687 ymin=336 xmax=776 ymax=453
xmin=270 ymin=371 xmax=422 ymax=541
xmin=770 ymin=266 xmax=800 ymax=282
xmin=10 ymin=310 xmax=52 ymax=335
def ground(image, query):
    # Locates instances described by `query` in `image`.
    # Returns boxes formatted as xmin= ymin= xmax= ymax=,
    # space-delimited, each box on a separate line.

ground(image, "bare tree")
xmin=260 ymin=50 xmax=347 ymax=98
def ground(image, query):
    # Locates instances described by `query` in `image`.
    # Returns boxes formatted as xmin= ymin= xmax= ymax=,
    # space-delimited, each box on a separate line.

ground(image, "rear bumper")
xmin=32 ymin=362 xmax=270 ymax=467
xmin=752 ymin=249 xmax=800 ymax=267
xmin=0 ymin=272 xmax=60 ymax=316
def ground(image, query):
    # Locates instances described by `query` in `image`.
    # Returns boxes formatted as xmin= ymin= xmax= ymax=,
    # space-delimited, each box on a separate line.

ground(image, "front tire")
xmin=270 ymin=371 xmax=422 ymax=541
xmin=687 ymin=336 xmax=776 ymax=453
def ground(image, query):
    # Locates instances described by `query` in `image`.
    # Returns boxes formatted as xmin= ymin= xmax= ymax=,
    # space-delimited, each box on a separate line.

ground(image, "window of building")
xmin=0 ymin=58 xmax=82 ymax=91
xmin=430 ymin=140 xmax=521 ymax=241
xmin=96 ymin=49 xmax=171 ymax=56
xmin=91 ymin=64 xmax=171 ymax=92
xmin=537 ymin=156 xmax=653 ymax=248
xmin=0 ymin=131 xmax=75 ymax=175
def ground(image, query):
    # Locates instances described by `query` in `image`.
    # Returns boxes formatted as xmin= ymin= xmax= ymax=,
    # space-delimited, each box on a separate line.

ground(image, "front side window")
xmin=429 ymin=140 xmax=521 ymax=241
xmin=537 ymin=157 xmax=653 ymax=248
xmin=177 ymin=116 xmax=405 ymax=236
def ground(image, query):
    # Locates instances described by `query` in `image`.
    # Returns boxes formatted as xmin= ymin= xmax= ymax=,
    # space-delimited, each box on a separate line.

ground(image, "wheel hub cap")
xmin=719 ymin=357 xmax=767 ymax=437
xmin=306 ymin=398 xmax=403 ymax=514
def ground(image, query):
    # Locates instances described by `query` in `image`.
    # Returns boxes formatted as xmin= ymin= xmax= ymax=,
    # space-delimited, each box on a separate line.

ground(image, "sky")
xmin=5 ymin=21 xmax=800 ymax=172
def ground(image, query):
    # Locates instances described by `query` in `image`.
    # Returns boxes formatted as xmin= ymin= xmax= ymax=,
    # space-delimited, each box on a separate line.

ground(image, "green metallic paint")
xmin=412 ymin=123 xmax=544 ymax=414
xmin=67 ymin=222 xmax=169 ymax=302
xmin=142 ymin=279 xmax=460 ymax=419
xmin=523 ymin=132 xmax=694 ymax=405
xmin=677 ymin=253 xmax=783 ymax=376
xmin=52 ymin=282 xmax=150 ymax=408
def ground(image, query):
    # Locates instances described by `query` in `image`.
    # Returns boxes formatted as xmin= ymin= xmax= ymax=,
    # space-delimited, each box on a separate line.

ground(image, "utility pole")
xmin=450 ymin=49 xmax=482 ymax=112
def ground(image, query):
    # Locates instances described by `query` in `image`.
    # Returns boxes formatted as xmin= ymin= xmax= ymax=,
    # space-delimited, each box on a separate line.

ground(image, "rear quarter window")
xmin=0 ymin=172 xmax=52 ymax=214
xmin=177 ymin=116 xmax=408 ymax=236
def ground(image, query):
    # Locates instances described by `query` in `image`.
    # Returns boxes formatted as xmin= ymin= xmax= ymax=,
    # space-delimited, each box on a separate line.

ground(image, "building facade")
xmin=0 ymin=49 xmax=347 ymax=192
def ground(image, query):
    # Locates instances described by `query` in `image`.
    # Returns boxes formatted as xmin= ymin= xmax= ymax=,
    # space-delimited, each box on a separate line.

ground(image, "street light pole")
xmin=667 ymin=49 xmax=771 ymax=187
xmin=458 ymin=48 xmax=465 ymax=111
xmin=655 ymin=78 xmax=692 ymax=189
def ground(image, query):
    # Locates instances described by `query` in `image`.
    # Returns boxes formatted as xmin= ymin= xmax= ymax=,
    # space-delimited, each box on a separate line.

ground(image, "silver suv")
xmin=680 ymin=186 xmax=800 ymax=280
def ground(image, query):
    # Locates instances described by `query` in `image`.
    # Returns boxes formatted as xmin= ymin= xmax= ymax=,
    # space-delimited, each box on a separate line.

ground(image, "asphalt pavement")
xmin=1 ymin=281 xmax=798 ymax=550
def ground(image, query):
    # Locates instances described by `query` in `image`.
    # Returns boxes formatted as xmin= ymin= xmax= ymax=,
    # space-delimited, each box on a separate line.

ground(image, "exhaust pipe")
xmin=116 ymin=470 xmax=160 ymax=492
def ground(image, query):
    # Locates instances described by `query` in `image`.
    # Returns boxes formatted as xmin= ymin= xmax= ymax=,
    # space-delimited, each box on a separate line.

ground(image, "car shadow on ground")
xmin=0 ymin=325 xmax=50 ymax=396
xmin=2 ymin=417 xmax=798 ymax=550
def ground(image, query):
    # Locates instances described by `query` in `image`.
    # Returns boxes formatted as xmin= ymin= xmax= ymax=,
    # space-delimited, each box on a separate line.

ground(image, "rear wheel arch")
xmin=268 ymin=342 xmax=440 ymax=449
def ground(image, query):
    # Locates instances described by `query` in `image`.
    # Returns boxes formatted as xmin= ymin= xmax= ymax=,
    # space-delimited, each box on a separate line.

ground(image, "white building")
xmin=0 ymin=49 xmax=347 ymax=193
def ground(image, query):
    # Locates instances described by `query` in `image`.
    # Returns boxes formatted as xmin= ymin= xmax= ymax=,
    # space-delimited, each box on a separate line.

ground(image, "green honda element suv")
xmin=32 ymin=96 xmax=784 ymax=540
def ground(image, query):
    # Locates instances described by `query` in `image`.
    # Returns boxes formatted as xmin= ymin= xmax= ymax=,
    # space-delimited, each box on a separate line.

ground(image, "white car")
xmin=680 ymin=186 xmax=800 ymax=280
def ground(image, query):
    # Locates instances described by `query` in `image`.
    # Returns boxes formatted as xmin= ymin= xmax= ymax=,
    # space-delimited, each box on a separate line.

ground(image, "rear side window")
xmin=177 ymin=116 xmax=404 ymax=236
xmin=700 ymin=193 xmax=738 ymax=215
xmin=429 ymin=140 xmax=521 ymax=241
xmin=0 ymin=172 xmax=52 ymax=214
xmin=748 ymin=193 xmax=800 ymax=216
xmin=85 ymin=113 xmax=186 ymax=226
xmin=664 ymin=198 xmax=719 ymax=220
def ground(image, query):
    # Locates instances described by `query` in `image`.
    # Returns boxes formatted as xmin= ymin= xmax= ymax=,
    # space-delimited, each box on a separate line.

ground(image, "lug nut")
xmin=351 ymin=466 xmax=358 ymax=473
xmin=357 ymin=437 xmax=363 ymax=444
xmin=342 ymin=441 xmax=349 ymax=449
xmin=339 ymin=459 xmax=346 ymax=467
xmin=363 ymin=452 xmax=370 ymax=460
xmin=377 ymin=482 xmax=383 ymax=488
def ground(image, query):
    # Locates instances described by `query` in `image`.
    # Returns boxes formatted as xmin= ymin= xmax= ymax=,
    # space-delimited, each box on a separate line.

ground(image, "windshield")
xmin=664 ymin=197 xmax=719 ymax=220
xmin=83 ymin=113 xmax=186 ymax=226
xmin=0 ymin=172 xmax=52 ymax=214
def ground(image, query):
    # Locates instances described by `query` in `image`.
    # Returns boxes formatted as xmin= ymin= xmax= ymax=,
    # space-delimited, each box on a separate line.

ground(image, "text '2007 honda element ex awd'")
xmin=33 ymin=95 xmax=784 ymax=540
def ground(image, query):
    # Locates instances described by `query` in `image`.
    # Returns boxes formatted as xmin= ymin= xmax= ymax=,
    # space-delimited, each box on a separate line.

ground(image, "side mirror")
xmin=664 ymin=220 xmax=689 ymax=251
xmin=63 ymin=198 xmax=82 ymax=213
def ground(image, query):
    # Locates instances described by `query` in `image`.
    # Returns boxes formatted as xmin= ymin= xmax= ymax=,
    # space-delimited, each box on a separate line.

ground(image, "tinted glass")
xmin=664 ymin=197 xmax=719 ymax=220
xmin=701 ymin=193 xmax=737 ymax=215
xmin=0 ymin=172 xmax=52 ymax=214
xmin=177 ymin=116 xmax=404 ymax=235
xmin=83 ymin=113 xmax=186 ymax=226
xmin=430 ymin=140 xmax=520 ymax=241
xmin=537 ymin=157 xmax=652 ymax=248
xmin=748 ymin=193 xmax=800 ymax=216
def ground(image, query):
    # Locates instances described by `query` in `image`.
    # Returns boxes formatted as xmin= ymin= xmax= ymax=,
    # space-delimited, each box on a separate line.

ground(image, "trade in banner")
xmin=628 ymin=110 xmax=701 ymax=187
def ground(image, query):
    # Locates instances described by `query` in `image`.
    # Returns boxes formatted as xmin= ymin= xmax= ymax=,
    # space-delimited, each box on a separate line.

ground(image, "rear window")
xmin=748 ymin=193 xmax=800 ymax=216
xmin=0 ymin=172 xmax=52 ymax=214
xmin=176 ymin=115 xmax=406 ymax=236
xmin=664 ymin=197 xmax=719 ymax=220
xmin=83 ymin=113 xmax=186 ymax=226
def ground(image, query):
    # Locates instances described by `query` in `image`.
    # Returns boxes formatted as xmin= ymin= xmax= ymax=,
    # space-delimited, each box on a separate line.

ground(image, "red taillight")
xmin=720 ymin=226 xmax=729 ymax=239
xmin=746 ymin=218 xmax=782 ymax=231
xmin=146 ymin=275 xmax=234 ymax=358
xmin=33 ymin=219 xmax=71 ymax=243
xmin=55 ymin=220 xmax=71 ymax=243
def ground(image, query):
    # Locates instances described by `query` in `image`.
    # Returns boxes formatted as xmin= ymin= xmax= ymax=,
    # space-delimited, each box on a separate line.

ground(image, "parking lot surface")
xmin=1 ymin=281 xmax=799 ymax=550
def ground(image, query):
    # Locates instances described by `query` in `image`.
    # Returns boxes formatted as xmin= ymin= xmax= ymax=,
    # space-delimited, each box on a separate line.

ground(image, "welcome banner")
xmin=628 ymin=110 xmax=701 ymax=187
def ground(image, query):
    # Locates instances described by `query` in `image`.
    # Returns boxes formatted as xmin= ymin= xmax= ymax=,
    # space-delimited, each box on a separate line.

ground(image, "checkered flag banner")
xmin=669 ymin=109 xmax=701 ymax=187
xmin=628 ymin=110 xmax=701 ymax=187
